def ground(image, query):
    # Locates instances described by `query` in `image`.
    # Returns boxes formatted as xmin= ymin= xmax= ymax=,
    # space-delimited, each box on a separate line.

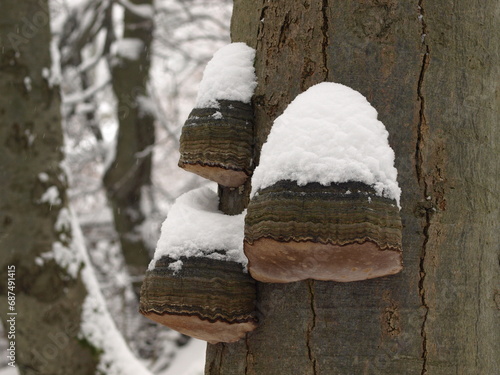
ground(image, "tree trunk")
xmin=0 ymin=1 xmax=98 ymax=373
xmin=207 ymin=1 xmax=500 ymax=374
xmin=0 ymin=2 xmax=152 ymax=374
xmin=103 ymin=0 xmax=155 ymax=294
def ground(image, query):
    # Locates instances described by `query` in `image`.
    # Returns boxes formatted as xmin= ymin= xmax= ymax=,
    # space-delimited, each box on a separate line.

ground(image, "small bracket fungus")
xmin=244 ymin=82 xmax=403 ymax=283
xmin=178 ymin=43 xmax=257 ymax=187
xmin=140 ymin=187 xmax=257 ymax=343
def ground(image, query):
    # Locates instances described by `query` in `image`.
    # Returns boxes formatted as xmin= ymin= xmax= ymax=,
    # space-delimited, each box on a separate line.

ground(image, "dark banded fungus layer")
xmin=178 ymin=99 xmax=254 ymax=187
xmin=140 ymin=256 xmax=257 ymax=344
xmin=244 ymin=181 xmax=403 ymax=283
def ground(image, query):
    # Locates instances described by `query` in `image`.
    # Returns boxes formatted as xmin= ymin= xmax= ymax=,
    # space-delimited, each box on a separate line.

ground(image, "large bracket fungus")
xmin=178 ymin=43 xmax=257 ymax=187
xmin=140 ymin=256 xmax=256 ymax=344
xmin=244 ymin=82 xmax=403 ymax=283
xmin=140 ymin=187 xmax=257 ymax=343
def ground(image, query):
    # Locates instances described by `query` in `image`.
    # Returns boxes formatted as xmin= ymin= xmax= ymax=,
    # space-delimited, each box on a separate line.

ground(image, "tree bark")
xmin=103 ymin=0 xmax=155 ymax=294
xmin=0 ymin=2 xmax=98 ymax=373
xmin=207 ymin=1 xmax=500 ymax=374
xmin=0 ymin=3 xmax=154 ymax=374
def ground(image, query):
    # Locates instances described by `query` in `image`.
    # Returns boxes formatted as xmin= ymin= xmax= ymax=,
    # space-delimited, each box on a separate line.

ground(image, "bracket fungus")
xmin=178 ymin=43 xmax=257 ymax=187
xmin=244 ymin=82 xmax=403 ymax=283
xmin=140 ymin=187 xmax=257 ymax=344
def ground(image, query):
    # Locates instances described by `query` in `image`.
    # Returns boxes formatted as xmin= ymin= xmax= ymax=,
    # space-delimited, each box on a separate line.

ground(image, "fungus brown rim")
xmin=139 ymin=308 xmax=258 ymax=325
xmin=178 ymin=160 xmax=252 ymax=175
xmin=244 ymin=236 xmax=402 ymax=253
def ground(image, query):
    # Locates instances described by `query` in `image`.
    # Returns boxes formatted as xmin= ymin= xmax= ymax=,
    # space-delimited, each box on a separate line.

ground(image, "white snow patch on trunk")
xmin=38 ymin=172 xmax=49 ymax=182
xmin=23 ymin=77 xmax=32 ymax=92
xmin=38 ymin=186 xmax=62 ymax=206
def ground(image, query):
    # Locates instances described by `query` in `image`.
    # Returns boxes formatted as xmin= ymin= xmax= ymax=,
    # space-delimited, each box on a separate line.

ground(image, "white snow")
xmin=24 ymin=129 xmax=35 ymax=147
xmin=113 ymin=38 xmax=144 ymax=61
xmin=37 ymin=205 xmax=151 ymax=374
xmin=251 ymin=82 xmax=401 ymax=206
xmin=34 ymin=257 xmax=44 ymax=266
xmin=149 ymin=187 xmax=247 ymax=271
xmin=42 ymin=68 xmax=50 ymax=80
xmin=38 ymin=172 xmax=49 ymax=182
xmin=118 ymin=0 xmax=154 ymax=19
xmin=52 ymin=241 xmax=81 ymax=278
xmin=42 ymin=38 xmax=62 ymax=87
xmin=38 ymin=186 xmax=62 ymax=206
xmin=162 ymin=339 xmax=206 ymax=375
xmin=55 ymin=207 xmax=71 ymax=232
xmin=23 ymin=77 xmax=32 ymax=92
xmin=167 ymin=260 xmax=183 ymax=273
xmin=0 ymin=367 xmax=18 ymax=375
xmin=212 ymin=111 xmax=223 ymax=119
xmin=195 ymin=43 xmax=257 ymax=108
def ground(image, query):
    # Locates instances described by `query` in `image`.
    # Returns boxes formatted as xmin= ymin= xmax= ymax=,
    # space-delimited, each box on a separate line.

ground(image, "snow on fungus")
xmin=245 ymin=82 xmax=403 ymax=283
xmin=195 ymin=42 xmax=257 ymax=108
xmin=140 ymin=187 xmax=257 ymax=344
xmin=149 ymin=187 xmax=247 ymax=268
xmin=251 ymin=82 xmax=401 ymax=205
xmin=178 ymin=43 xmax=256 ymax=187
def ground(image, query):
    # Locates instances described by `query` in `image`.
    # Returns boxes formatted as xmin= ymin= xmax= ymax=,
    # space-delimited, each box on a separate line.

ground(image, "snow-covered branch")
xmin=116 ymin=0 xmax=154 ymax=20
xmin=63 ymin=78 xmax=112 ymax=105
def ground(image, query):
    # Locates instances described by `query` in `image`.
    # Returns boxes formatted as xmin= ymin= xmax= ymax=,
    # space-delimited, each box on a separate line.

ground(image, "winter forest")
xmin=1 ymin=0 xmax=499 ymax=375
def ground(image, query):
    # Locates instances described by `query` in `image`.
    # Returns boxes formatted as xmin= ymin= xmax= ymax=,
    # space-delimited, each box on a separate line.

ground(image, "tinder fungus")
xmin=244 ymin=82 xmax=403 ymax=283
xmin=140 ymin=256 xmax=256 ymax=344
xmin=140 ymin=187 xmax=257 ymax=343
xmin=178 ymin=43 xmax=257 ymax=187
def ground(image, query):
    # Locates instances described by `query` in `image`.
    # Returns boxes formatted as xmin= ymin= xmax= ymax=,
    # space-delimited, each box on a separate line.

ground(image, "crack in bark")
xmin=257 ymin=1 xmax=268 ymax=41
xmin=306 ymin=280 xmax=318 ymax=375
xmin=417 ymin=2 xmax=430 ymax=375
xmin=475 ymin=247 xmax=484 ymax=368
xmin=416 ymin=21 xmax=430 ymax=182
xmin=245 ymin=334 xmax=250 ymax=375
xmin=418 ymin=211 xmax=430 ymax=375
xmin=278 ymin=11 xmax=291 ymax=48
xmin=321 ymin=0 xmax=329 ymax=80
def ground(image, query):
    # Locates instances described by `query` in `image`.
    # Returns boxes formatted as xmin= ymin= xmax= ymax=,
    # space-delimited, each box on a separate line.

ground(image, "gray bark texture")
xmin=103 ymin=0 xmax=155 ymax=294
xmin=207 ymin=0 xmax=500 ymax=374
xmin=0 ymin=1 xmax=98 ymax=373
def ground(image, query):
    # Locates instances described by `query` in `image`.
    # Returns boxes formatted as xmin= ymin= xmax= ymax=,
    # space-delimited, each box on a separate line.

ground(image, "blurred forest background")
xmin=1 ymin=0 xmax=231 ymax=373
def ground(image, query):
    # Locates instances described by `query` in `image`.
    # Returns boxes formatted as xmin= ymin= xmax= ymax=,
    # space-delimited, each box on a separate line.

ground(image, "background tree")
xmin=0 ymin=1 xmax=152 ymax=374
xmin=102 ymin=0 xmax=157 ymax=295
xmin=208 ymin=0 xmax=500 ymax=374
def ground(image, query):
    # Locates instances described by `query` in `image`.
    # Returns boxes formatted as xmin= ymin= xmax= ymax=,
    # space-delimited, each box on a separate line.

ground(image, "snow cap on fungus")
xmin=251 ymin=82 xmax=401 ymax=207
xmin=141 ymin=187 xmax=257 ymax=344
xmin=178 ymin=43 xmax=257 ymax=187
